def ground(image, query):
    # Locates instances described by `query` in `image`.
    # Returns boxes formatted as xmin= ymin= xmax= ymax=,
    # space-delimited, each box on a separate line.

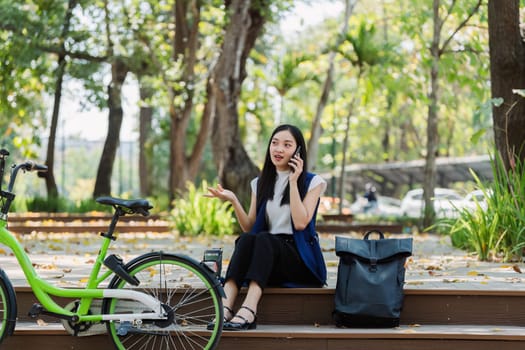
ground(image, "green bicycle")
xmin=0 ymin=148 xmax=224 ymax=349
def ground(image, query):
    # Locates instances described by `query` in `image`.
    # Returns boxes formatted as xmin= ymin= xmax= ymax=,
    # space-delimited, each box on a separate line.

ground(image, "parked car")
xmin=464 ymin=189 xmax=491 ymax=211
xmin=350 ymin=195 xmax=403 ymax=217
xmin=400 ymin=188 xmax=469 ymax=219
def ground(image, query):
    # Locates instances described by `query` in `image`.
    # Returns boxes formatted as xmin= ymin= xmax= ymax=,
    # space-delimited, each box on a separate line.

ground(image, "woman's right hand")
xmin=206 ymin=184 xmax=236 ymax=203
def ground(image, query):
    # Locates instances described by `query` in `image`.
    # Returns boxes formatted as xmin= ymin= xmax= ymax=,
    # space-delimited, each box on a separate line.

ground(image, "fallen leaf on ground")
xmin=443 ymin=279 xmax=462 ymax=283
xmin=400 ymin=329 xmax=417 ymax=333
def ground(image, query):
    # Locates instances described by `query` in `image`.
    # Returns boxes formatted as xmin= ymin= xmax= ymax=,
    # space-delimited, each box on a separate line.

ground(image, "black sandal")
xmin=207 ymin=305 xmax=233 ymax=330
xmin=223 ymin=305 xmax=257 ymax=331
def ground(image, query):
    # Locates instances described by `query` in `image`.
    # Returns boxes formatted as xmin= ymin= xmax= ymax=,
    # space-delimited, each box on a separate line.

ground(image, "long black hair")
xmin=256 ymin=124 xmax=308 ymax=211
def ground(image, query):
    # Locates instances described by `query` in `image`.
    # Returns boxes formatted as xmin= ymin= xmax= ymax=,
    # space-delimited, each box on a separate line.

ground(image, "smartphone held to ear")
xmin=290 ymin=146 xmax=301 ymax=172
xmin=294 ymin=146 xmax=301 ymax=158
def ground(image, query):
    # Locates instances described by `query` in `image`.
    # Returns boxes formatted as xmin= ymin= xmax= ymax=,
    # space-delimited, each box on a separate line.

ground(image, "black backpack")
xmin=332 ymin=230 xmax=413 ymax=328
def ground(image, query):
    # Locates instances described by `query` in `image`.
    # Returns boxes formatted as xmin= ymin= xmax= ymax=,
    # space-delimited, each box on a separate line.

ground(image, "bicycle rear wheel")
xmin=102 ymin=252 xmax=223 ymax=350
xmin=0 ymin=269 xmax=17 ymax=345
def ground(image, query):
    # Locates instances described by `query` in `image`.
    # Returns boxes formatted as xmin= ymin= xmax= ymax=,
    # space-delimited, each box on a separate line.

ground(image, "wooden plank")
xmin=217 ymin=324 xmax=525 ymax=340
xmin=5 ymin=324 xmax=524 ymax=350
xmin=12 ymin=287 xmax=525 ymax=325
xmin=219 ymin=338 xmax=524 ymax=350
xmin=9 ymin=224 xmax=169 ymax=234
xmin=8 ymin=213 xmax=163 ymax=222
xmin=5 ymin=335 xmax=521 ymax=350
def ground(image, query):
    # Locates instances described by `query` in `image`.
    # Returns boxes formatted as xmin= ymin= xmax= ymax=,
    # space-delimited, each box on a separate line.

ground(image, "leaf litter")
xmin=1 ymin=227 xmax=524 ymax=289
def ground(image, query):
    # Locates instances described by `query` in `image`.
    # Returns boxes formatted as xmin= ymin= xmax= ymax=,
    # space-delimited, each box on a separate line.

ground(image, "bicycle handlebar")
xmin=19 ymin=160 xmax=48 ymax=172
xmin=6 ymin=161 xmax=48 ymax=193
xmin=0 ymin=149 xmax=48 ymax=216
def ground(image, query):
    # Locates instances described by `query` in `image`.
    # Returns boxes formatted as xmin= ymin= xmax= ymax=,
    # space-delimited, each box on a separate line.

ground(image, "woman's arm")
xmin=288 ymin=153 xmax=323 ymax=230
xmin=289 ymin=180 xmax=323 ymax=230
xmin=206 ymin=184 xmax=257 ymax=232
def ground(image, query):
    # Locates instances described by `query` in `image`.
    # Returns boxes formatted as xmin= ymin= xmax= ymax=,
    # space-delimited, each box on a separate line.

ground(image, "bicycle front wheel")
xmin=0 ymin=269 xmax=17 ymax=345
xmin=102 ymin=252 xmax=224 ymax=350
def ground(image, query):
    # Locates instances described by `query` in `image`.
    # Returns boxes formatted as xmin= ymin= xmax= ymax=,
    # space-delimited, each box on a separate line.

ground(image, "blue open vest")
xmin=248 ymin=172 xmax=327 ymax=287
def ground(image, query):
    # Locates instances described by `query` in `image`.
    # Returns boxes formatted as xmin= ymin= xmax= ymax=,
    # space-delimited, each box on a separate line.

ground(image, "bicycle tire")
xmin=102 ymin=252 xmax=224 ymax=350
xmin=0 ymin=268 xmax=17 ymax=345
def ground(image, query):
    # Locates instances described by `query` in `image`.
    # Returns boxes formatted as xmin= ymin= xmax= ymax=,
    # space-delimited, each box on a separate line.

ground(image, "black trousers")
xmin=225 ymin=232 xmax=318 ymax=289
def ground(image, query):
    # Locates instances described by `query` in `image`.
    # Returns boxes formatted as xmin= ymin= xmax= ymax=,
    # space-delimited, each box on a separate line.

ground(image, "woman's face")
xmin=269 ymin=130 xmax=298 ymax=171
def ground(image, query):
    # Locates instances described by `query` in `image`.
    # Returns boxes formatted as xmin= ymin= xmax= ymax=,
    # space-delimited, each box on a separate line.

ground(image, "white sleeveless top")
xmin=250 ymin=171 xmax=326 ymax=234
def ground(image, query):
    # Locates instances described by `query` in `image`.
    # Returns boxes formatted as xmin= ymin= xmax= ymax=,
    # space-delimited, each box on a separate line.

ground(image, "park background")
xmin=1 ymin=0 xmax=524 ymax=251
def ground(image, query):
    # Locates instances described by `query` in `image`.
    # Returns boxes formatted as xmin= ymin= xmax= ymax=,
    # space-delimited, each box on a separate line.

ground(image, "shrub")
xmin=21 ymin=196 xmax=114 ymax=213
xmin=74 ymin=198 xmax=112 ymax=213
xmin=25 ymin=196 xmax=69 ymax=212
xmin=169 ymin=181 xmax=236 ymax=237
xmin=440 ymin=153 xmax=525 ymax=262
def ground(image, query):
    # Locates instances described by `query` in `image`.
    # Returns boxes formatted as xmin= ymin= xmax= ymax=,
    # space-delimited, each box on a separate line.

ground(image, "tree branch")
xmin=35 ymin=44 xmax=107 ymax=62
xmin=442 ymin=47 xmax=487 ymax=55
xmin=440 ymin=0 xmax=483 ymax=55
xmin=439 ymin=0 xmax=457 ymax=34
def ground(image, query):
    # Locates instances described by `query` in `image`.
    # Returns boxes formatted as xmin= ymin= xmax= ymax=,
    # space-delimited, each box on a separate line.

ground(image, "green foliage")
xmin=26 ymin=196 xmax=69 ymax=212
xmin=438 ymin=153 xmax=525 ymax=262
xmin=1 ymin=0 xmax=496 ymax=209
xmin=74 ymin=198 xmax=112 ymax=213
xmin=23 ymin=196 xmax=111 ymax=213
xmin=169 ymin=181 xmax=236 ymax=237
xmin=0 ymin=1 xmax=54 ymax=157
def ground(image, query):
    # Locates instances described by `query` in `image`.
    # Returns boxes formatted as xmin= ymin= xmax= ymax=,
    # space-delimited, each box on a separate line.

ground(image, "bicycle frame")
xmin=0 ymin=218 xmax=166 ymax=323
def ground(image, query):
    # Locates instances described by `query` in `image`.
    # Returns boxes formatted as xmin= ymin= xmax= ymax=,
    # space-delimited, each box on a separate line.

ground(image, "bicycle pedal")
xmin=117 ymin=321 xmax=133 ymax=336
xmin=28 ymin=303 xmax=44 ymax=318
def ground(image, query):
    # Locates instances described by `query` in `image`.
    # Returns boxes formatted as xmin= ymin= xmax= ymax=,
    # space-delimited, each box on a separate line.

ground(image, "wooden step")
xmin=6 ymin=287 xmax=525 ymax=350
xmin=7 ymin=213 xmax=169 ymax=234
xmin=7 ymin=213 xmax=403 ymax=234
xmin=3 ymin=322 xmax=524 ymax=350
xmin=8 ymin=213 xmax=164 ymax=223
xmin=9 ymin=224 xmax=170 ymax=234
xmin=13 ymin=286 xmax=525 ymax=325
xmin=218 ymin=324 xmax=525 ymax=350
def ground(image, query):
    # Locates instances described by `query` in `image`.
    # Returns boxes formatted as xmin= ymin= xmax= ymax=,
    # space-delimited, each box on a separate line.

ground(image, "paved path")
xmin=1 ymin=231 xmax=524 ymax=291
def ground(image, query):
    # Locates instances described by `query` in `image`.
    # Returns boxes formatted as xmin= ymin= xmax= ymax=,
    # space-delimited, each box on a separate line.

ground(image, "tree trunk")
xmin=43 ymin=57 xmax=64 ymax=199
xmin=138 ymin=82 xmax=153 ymax=197
xmin=307 ymin=0 xmax=355 ymax=171
xmin=422 ymin=0 xmax=482 ymax=228
xmin=209 ymin=0 xmax=266 ymax=207
xmin=338 ymin=102 xmax=354 ymax=214
xmin=167 ymin=0 xmax=207 ymax=204
xmin=422 ymin=0 xmax=441 ymax=228
xmin=488 ymin=0 xmax=525 ymax=169
xmin=93 ymin=59 xmax=128 ymax=197
xmin=42 ymin=0 xmax=78 ymax=199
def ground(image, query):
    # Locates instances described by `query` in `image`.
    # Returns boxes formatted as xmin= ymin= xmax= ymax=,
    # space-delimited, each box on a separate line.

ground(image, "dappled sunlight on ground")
xmin=0 ymin=230 xmax=523 ymax=290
